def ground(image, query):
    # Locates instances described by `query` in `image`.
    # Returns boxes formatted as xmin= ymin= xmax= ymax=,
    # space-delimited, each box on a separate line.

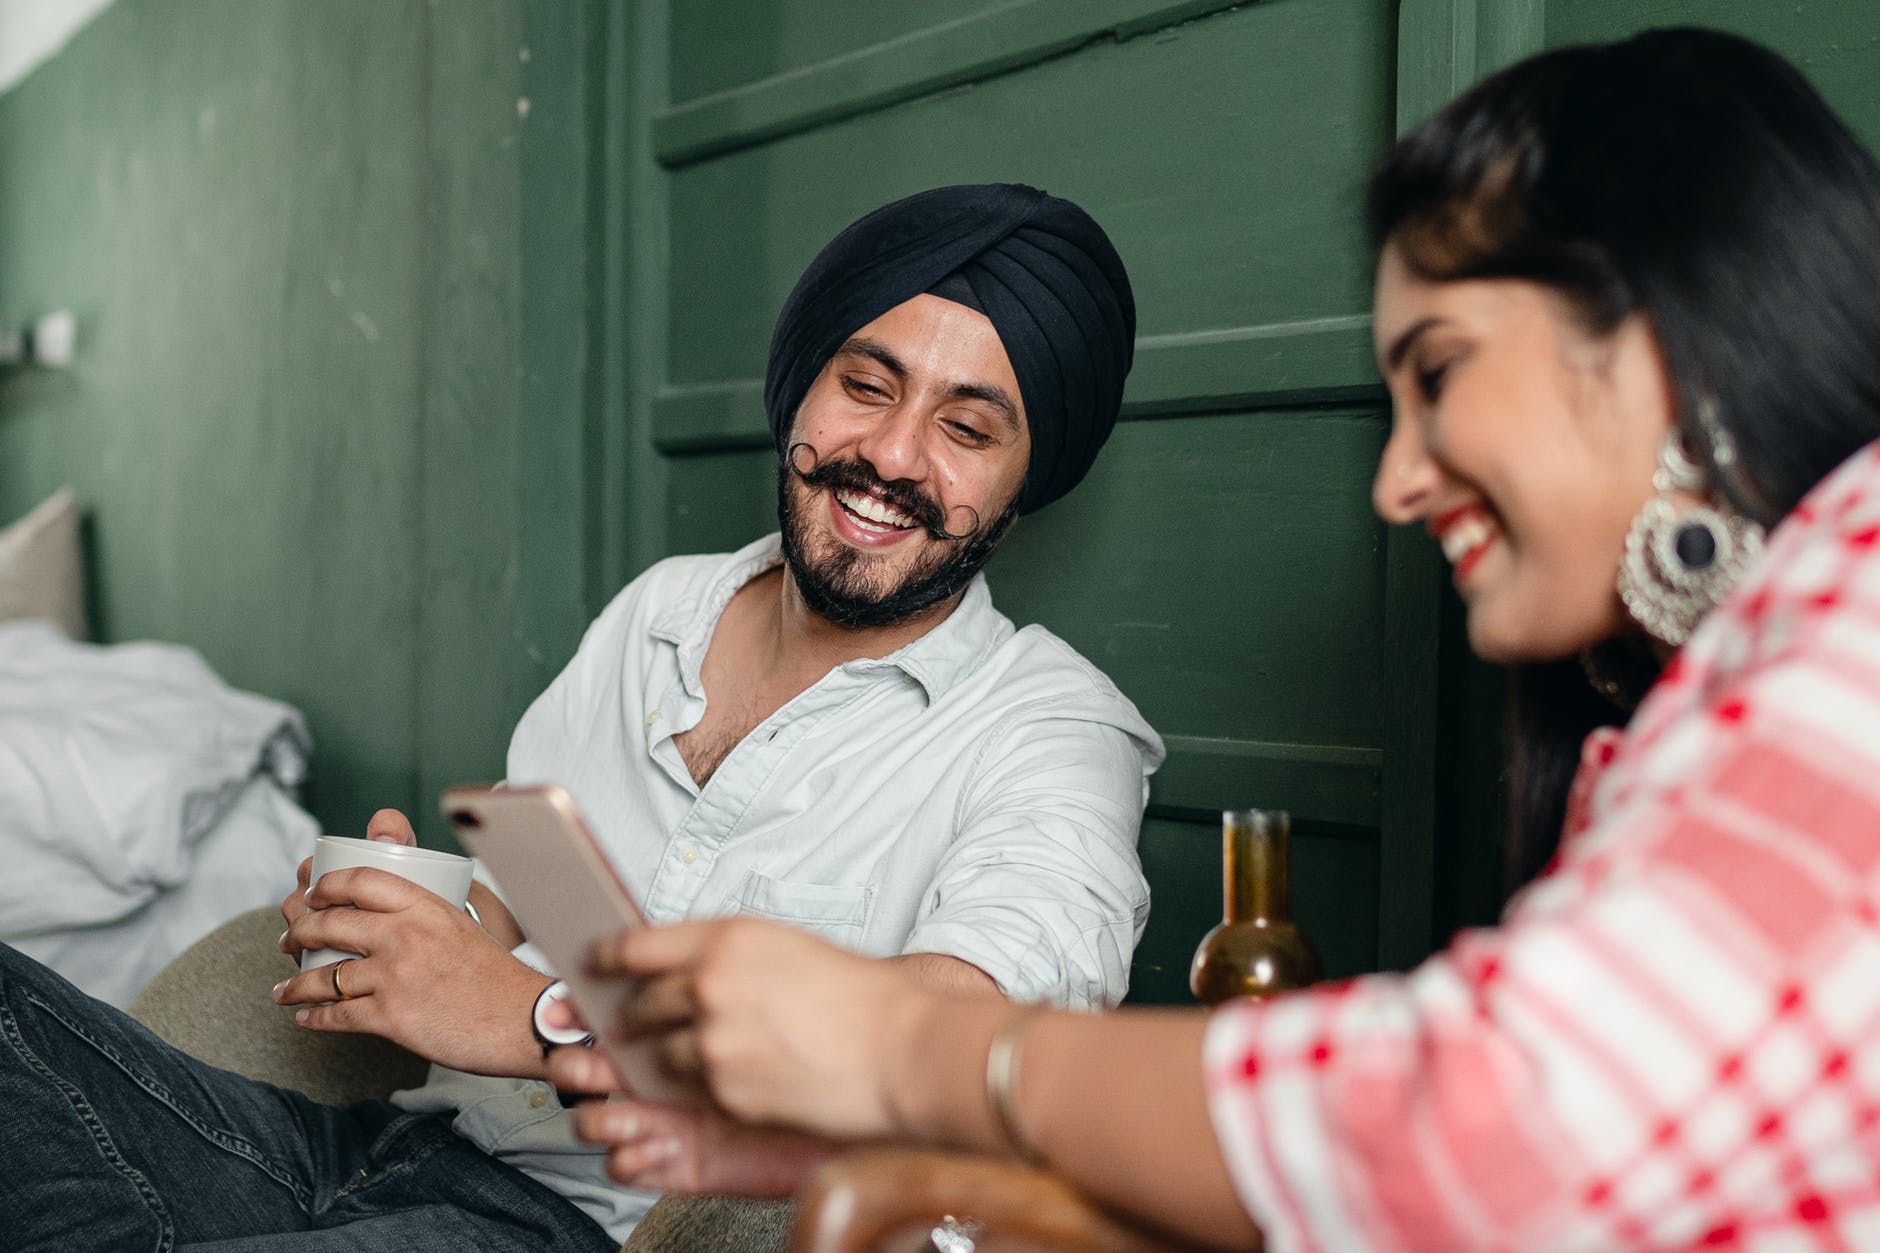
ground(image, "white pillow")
xmin=0 ymin=487 xmax=88 ymax=640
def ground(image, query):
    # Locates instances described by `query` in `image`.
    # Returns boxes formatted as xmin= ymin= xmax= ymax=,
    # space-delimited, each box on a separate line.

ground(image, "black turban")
xmin=764 ymin=183 xmax=1136 ymax=515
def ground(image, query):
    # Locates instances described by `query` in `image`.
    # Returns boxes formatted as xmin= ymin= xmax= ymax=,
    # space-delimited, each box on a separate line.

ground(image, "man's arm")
xmin=891 ymin=952 xmax=1002 ymax=996
xmin=467 ymin=881 xmax=525 ymax=950
xmin=898 ymin=706 xmax=1154 ymax=1009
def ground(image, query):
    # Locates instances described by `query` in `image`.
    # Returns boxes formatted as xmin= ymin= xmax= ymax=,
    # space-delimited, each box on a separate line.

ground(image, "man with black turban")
xmin=762 ymin=182 xmax=1134 ymax=632
xmin=0 ymin=185 xmax=1160 ymax=1250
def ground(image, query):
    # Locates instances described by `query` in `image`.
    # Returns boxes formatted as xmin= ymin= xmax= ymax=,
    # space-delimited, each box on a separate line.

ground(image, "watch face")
xmin=533 ymin=980 xmax=594 ymax=1048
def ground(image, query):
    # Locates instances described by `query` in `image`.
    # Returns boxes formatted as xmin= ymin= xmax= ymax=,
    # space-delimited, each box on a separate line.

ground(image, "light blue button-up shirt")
xmin=397 ymin=533 xmax=1162 ymax=1240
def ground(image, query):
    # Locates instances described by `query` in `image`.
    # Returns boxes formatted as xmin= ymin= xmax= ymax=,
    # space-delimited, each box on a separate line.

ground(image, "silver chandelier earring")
xmin=1616 ymin=421 xmax=1765 ymax=647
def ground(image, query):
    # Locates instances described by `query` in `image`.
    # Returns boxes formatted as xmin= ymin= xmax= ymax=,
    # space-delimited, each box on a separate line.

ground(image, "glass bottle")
xmin=1189 ymin=808 xmax=1323 ymax=1004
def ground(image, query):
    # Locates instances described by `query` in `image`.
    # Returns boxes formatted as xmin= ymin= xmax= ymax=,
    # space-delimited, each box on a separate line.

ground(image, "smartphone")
xmin=440 ymin=783 xmax=694 ymax=1105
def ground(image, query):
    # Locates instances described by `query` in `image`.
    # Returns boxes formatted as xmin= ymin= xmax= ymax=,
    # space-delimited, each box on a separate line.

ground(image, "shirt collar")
xmin=647 ymin=532 xmax=1005 ymax=704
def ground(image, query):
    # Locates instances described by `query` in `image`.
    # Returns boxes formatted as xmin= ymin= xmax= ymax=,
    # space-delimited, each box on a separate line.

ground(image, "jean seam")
xmin=20 ymin=987 xmax=313 ymax=1210
xmin=332 ymin=1116 xmax=441 ymax=1204
xmin=2 ymin=999 xmax=175 ymax=1252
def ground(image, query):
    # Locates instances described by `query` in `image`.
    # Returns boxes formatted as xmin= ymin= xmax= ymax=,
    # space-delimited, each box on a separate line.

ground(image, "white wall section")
xmin=0 ymin=0 xmax=117 ymax=96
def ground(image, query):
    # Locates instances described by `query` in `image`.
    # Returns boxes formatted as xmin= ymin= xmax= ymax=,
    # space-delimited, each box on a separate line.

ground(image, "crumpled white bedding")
xmin=0 ymin=620 xmax=316 ymax=1006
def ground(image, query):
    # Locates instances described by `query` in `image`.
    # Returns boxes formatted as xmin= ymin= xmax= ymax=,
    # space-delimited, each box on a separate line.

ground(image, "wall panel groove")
xmin=654 ymin=0 xmax=1251 ymax=166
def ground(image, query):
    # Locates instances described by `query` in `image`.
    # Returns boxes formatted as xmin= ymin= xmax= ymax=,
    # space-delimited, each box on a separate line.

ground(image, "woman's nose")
xmin=1372 ymin=420 xmax=1438 ymax=525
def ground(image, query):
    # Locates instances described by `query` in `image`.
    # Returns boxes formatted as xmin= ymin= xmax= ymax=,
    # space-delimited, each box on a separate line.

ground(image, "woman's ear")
xmin=1611 ymin=313 xmax=1677 ymax=443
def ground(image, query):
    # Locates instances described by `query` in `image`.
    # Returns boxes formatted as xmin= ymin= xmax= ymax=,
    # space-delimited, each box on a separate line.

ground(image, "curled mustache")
xmin=786 ymin=443 xmax=982 ymax=541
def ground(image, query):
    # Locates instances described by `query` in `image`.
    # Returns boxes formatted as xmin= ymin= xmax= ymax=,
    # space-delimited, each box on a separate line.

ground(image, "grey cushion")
xmin=622 ymin=1194 xmax=795 ymax=1253
xmin=128 ymin=905 xmax=796 ymax=1251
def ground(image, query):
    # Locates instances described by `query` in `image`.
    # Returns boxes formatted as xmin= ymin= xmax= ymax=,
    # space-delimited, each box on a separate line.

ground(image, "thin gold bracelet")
xmin=985 ymin=1003 xmax=1045 ymax=1163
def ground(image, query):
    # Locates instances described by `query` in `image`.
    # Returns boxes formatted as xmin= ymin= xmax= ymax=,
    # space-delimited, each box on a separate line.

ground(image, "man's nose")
xmin=855 ymin=403 xmax=929 ymax=485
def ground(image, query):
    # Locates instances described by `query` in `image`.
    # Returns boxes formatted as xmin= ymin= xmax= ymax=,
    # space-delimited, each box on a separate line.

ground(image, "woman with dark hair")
xmin=548 ymin=28 xmax=1880 ymax=1250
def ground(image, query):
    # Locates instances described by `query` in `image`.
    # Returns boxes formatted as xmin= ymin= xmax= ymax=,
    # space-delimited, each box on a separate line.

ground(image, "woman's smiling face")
xmin=1370 ymin=245 xmax=1674 ymax=663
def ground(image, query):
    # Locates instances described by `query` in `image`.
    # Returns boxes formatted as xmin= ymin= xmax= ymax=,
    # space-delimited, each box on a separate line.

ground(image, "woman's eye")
xmin=1414 ymin=360 xmax=1450 ymax=403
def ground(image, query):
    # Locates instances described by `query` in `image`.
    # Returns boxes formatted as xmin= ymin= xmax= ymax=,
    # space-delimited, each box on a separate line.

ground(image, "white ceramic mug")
xmin=298 ymin=835 xmax=477 ymax=971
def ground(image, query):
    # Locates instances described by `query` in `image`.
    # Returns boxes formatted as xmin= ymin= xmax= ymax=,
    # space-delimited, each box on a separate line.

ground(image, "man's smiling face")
xmin=778 ymin=293 xmax=1032 ymax=629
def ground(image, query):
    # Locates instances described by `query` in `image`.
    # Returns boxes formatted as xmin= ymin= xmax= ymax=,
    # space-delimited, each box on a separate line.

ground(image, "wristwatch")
xmin=530 ymin=980 xmax=595 ymax=1058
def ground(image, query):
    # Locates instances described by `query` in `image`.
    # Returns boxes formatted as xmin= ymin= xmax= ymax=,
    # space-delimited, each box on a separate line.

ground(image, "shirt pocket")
xmin=736 ymin=871 xmax=873 ymax=946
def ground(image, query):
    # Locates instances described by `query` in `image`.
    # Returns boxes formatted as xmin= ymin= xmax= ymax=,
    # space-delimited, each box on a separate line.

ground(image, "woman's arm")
xmin=883 ymin=996 xmax=1261 ymax=1249
xmin=555 ymin=917 xmax=1262 ymax=1248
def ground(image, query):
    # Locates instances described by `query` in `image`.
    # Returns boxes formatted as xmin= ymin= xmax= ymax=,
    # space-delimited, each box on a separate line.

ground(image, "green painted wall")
xmin=0 ymin=1 xmax=593 ymax=844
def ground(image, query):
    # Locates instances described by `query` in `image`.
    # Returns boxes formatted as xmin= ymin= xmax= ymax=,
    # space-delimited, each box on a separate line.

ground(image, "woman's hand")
xmin=547 ymin=1055 xmax=844 ymax=1195
xmin=576 ymin=917 xmax=933 ymax=1140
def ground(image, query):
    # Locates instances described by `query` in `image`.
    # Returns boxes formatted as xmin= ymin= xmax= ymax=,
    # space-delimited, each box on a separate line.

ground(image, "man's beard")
xmin=776 ymin=448 xmax=1018 ymax=630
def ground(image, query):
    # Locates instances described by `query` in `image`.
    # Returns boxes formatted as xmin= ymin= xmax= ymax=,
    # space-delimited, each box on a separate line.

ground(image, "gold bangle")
xmin=985 ymin=1004 xmax=1044 ymax=1163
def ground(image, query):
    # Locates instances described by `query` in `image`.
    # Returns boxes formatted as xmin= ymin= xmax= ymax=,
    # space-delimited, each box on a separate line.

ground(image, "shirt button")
xmin=645 ymin=710 xmax=661 ymax=726
xmin=680 ymin=846 xmax=699 ymax=865
xmin=528 ymin=1089 xmax=549 ymax=1109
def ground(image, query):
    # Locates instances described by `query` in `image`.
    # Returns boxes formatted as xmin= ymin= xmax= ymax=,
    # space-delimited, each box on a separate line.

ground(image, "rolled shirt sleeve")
xmin=900 ymin=697 xmax=1158 ymax=1008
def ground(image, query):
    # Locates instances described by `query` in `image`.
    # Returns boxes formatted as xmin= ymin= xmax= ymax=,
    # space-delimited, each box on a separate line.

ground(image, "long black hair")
xmin=1367 ymin=28 xmax=1880 ymax=883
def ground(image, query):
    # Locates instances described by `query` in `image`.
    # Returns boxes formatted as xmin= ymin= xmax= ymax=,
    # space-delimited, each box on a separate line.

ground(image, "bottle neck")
xmin=1223 ymin=810 xmax=1290 ymax=923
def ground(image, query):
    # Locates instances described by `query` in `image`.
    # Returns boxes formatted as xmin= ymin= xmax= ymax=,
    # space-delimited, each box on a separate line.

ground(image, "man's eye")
xmin=844 ymin=377 xmax=888 ymax=399
xmin=947 ymin=420 xmax=993 ymax=446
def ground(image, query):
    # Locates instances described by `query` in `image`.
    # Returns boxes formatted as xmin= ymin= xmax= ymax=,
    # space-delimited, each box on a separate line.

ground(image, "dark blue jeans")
xmin=0 ymin=942 xmax=616 ymax=1252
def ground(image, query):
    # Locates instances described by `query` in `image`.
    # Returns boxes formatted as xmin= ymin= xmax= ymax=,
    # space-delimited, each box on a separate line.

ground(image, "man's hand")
xmin=567 ymin=917 xmax=932 ymax=1140
xmin=278 ymin=809 xmax=523 ymax=960
xmin=273 ymin=811 xmax=551 ymax=1077
xmin=278 ymin=809 xmax=420 ymax=961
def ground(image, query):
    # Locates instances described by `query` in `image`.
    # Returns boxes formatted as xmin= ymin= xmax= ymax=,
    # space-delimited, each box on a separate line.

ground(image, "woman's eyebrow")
xmin=1383 ymin=316 xmax=1445 ymax=373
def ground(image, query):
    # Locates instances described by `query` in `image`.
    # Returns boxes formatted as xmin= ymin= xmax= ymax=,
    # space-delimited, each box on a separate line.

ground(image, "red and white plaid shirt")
xmin=1206 ymin=441 xmax=1880 ymax=1252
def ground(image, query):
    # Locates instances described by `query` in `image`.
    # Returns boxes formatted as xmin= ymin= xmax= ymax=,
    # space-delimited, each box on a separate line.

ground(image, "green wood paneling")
xmin=667 ymin=449 xmax=779 ymax=558
xmin=670 ymin=0 xmax=1013 ymax=103
xmin=664 ymin=0 xmax=1389 ymax=397
xmin=986 ymin=411 xmax=1388 ymax=750
xmin=658 ymin=1 xmax=1250 ymax=166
